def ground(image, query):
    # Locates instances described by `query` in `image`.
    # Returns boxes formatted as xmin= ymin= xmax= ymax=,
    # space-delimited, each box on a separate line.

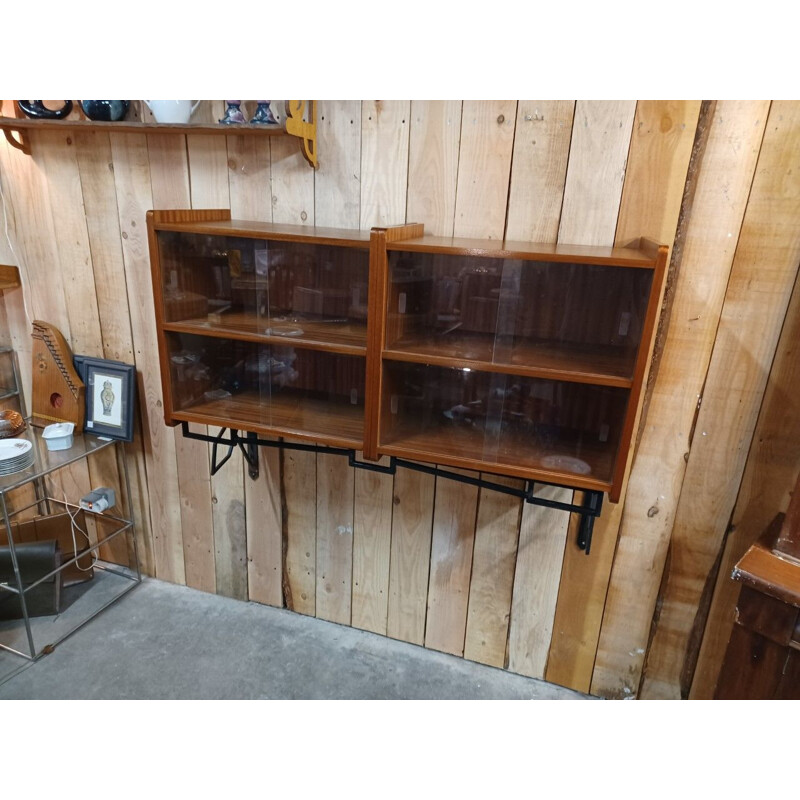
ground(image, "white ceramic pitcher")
xmin=144 ymin=100 xmax=201 ymax=124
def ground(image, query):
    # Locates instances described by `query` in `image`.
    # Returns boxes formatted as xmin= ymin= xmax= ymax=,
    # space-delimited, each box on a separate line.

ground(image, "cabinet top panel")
xmin=151 ymin=216 xmax=371 ymax=248
xmin=386 ymin=236 xmax=661 ymax=268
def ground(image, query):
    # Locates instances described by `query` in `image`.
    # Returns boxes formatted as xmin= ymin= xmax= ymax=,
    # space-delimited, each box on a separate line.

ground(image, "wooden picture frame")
xmin=73 ymin=356 xmax=136 ymax=441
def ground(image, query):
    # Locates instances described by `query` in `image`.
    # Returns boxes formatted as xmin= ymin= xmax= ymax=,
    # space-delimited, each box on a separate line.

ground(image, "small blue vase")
xmin=80 ymin=101 xmax=130 ymax=122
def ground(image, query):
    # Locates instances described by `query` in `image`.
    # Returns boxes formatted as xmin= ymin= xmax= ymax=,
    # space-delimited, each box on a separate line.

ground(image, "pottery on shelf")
xmin=250 ymin=101 xmax=278 ymax=125
xmin=80 ymin=101 xmax=130 ymax=122
xmin=144 ymin=100 xmax=200 ymax=124
xmin=219 ymin=101 xmax=246 ymax=125
xmin=17 ymin=101 xmax=73 ymax=120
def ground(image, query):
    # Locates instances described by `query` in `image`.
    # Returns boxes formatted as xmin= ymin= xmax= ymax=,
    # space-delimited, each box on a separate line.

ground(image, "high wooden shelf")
xmin=0 ymin=100 xmax=318 ymax=167
xmin=147 ymin=210 xmax=668 ymax=503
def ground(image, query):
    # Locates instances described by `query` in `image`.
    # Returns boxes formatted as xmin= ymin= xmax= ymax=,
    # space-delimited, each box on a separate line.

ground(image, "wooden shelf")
xmin=0 ymin=100 xmax=318 ymax=167
xmin=384 ymin=334 xmax=635 ymax=387
xmin=172 ymin=390 xmax=364 ymax=449
xmin=386 ymin=236 xmax=660 ymax=268
xmin=379 ymin=423 xmax=616 ymax=493
xmin=164 ymin=312 xmax=368 ymax=355
xmin=152 ymin=216 xmax=371 ymax=248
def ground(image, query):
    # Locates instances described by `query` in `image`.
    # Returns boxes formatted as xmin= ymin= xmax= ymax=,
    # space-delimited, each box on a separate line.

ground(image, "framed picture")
xmin=73 ymin=356 xmax=136 ymax=441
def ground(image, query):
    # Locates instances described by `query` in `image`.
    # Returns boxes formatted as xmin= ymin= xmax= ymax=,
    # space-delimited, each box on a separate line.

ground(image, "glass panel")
xmin=166 ymin=332 xmax=365 ymax=445
xmin=158 ymin=232 xmax=370 ymax=351
xmin=381 ymin=362 xmax=629 ymax=483
xmin=385 ymin=252 xmax=653 ymax=381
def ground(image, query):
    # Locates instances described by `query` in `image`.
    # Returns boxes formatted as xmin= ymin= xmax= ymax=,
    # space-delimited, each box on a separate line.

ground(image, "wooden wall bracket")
xmin=284 ymin=101 xmax=318 ymax=168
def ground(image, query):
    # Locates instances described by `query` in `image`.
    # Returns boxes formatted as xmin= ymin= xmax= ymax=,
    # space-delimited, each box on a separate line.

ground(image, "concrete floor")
xmin=0 ymin=575 xmax=591 ymax=699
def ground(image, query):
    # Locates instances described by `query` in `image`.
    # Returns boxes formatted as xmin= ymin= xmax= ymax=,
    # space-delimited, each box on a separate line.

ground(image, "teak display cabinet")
xmin=148 ymin=210 xmax=668 ymax=504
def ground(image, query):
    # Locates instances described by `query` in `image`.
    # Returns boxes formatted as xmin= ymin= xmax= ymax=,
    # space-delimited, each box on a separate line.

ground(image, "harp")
xmin=31 ymin=321 xmax=85 ymax=429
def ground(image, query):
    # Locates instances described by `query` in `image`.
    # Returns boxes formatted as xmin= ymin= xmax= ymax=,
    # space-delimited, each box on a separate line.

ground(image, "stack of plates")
xmin=0 ymin=438 xmax=34 ymax=476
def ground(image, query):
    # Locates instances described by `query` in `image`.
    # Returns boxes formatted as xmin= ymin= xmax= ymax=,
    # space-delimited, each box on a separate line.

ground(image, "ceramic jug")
xmin=144 ymin=100 xmax=201 ymax=124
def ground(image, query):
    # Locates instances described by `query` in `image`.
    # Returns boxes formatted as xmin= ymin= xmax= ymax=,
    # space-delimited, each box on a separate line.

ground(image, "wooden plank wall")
xmin=1 ymin=99 xmax=798 ymax=699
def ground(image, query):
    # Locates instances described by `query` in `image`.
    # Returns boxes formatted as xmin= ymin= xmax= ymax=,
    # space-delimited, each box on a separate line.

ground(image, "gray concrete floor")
xmin=0 ymin=575 xmax=591 ymax=699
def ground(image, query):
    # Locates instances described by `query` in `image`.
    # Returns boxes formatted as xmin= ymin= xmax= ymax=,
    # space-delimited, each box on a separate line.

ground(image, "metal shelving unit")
xmin=0 ymin=422 xmax=140 ymax=678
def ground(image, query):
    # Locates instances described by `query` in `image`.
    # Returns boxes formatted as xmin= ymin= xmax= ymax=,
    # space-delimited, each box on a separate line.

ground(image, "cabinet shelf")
xmin=163 ymin=313 xmax=367 ymax=355
xmin=172 ymin=390 xmax=364 ymax=449
xmin=379 ymin=424 xmax=615 ymax=494
xmin=383 ymin=334 xmax=635 ymax=388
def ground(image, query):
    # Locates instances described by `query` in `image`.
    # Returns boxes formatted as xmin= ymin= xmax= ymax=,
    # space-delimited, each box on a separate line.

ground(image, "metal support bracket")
xmin=180 ymin=422 xmax=605 ymax=554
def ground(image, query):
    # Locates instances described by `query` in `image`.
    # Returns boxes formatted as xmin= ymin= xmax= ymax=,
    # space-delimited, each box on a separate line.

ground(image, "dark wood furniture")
xmin=715 ymin=477 xmax=800 ymax=699
xmin=147 ymin=209 xmax=668 ymax=503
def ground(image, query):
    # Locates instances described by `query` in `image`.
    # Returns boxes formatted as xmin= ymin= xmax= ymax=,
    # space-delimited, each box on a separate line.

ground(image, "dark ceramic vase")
xmin=79 ymin=101 xmax=130 ymax=122
xmin=17 ymin=101 xmax=73 ymax=119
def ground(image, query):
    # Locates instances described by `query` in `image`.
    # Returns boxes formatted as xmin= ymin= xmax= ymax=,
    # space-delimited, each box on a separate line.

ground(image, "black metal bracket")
xmin=179 ymin=422 xmax=604 ymax=554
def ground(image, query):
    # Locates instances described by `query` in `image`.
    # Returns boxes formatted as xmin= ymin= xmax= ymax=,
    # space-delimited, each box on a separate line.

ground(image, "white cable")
xmin=62 ymin=490 xmax=96 ymax=572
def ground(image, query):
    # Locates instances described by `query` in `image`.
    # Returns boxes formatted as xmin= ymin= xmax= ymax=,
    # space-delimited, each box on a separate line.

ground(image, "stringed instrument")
xmin=31 ymin=321 xmax=85 ymax=429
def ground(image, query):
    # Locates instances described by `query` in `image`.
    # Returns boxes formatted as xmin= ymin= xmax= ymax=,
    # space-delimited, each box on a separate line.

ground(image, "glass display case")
xmin=149 ymin=212 xmax=372 ymax=449
xmin=148 ymin=211 xmax=668 ymax=502
xmin=374 ymin=233 xmax=668 ymax=501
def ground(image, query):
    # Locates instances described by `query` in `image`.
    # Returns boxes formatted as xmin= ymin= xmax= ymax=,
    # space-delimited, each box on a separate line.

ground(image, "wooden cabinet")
xmin=148 ymin=210 xmax=667 ymax=502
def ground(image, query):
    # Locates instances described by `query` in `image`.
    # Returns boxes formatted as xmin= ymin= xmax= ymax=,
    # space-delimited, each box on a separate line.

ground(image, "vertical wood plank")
xmin=506 ymin=101 xmax=575 ymax=242
xmin=185 ymin=133 xmax=248 ymax=600
xmin=535 ymin=100 xmax=636 ymax=690
xmin=453 ymin=100 xmax=516 ymax=238
xmin=349 ymin=102 xmax=408 ymax=634
xmin=385 ymin=102 xmax=458 ymax=643
xmin=74 ymin=130 xmax=154 ymax=574
xmin=282 ymin=447 xmax=316 ymax=615
xmin=270 ymin=135 xmax=314 ymax=226
xmin=146 ymin=133 xmax=217 ymax=593
xmin=245 ymin=446 xmax=283 ymax=606
xmin=507 ymin=486 xmax=571 ymax=677
xmin=464 ymin=475 xmax=522 ymax=667
xmin=406 ymin=100 xmax=462 ymax=236
xmin=691 ymin=268 xmax=800 ymax=698
xmin=38 ymin=130 xmax=127 ymax=564
xmin=110 ymin=133 xmax=186 ymax=584
xmin=589 ymin=101 xmax=769 ymax=699
xmin=273 ymin=104 xmax=318 ymax=615
xmin=425 ymin=473 xmax=479 ymax=655
xmin=424 ymin=100 xmax=516 ymax=658
xmin=225 ymin=132 xmax=282 ymax=605
xmin=466 ymin=100 xmax=576 ymax=672
xmin=545 ymin=100 xmax=700 ymax=693
xmin=315 ymin=101 xmax=362 ymax=229
xmin=386 ymin=467 xmax=435 ymax=645
xmin=315 ymin=452 xmax=354 ymax=625
xmin=640 ymin=100 xmax=800 ymax=699
xmin=360 ymin=101 xmax=411 ymax=228
xmin=558 ymin=100 xmax=636 ymax=245
xmin=351 ymin=457 xmax=394 ymax=634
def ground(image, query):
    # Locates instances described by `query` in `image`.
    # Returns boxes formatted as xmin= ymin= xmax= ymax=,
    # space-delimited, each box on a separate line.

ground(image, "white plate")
xmin=0 ymin=439 xmax=32 ymax=462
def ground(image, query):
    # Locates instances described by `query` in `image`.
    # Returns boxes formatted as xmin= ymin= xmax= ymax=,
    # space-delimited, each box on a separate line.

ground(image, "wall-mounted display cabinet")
xmin=148 ymin=210 xmax=667 ymax=502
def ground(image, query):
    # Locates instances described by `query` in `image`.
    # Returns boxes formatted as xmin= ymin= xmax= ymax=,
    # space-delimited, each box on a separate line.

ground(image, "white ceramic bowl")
xmin=42 ymin=422 xmax=75 ymax=451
